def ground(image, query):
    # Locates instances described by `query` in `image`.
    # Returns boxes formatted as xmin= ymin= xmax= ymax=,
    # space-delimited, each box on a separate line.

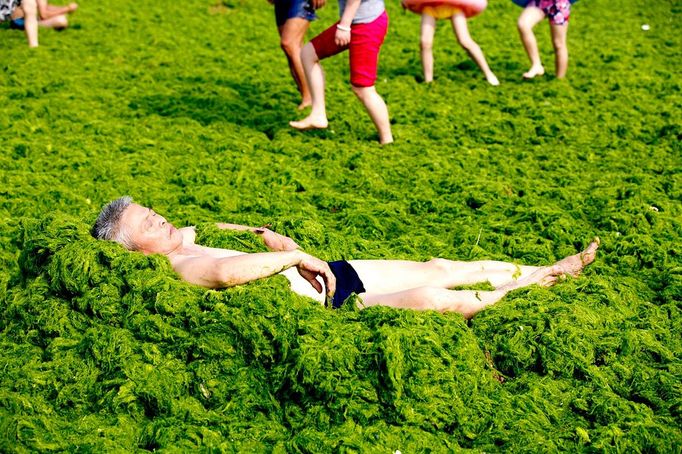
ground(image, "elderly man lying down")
xmin=92 ymin=197 xmax=599 ymax=319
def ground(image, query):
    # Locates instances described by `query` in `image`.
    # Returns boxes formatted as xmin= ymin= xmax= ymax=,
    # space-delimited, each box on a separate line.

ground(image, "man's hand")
xmin=296 ymin=252 xmax=336 ymax=298
xmin=255 ymin=227 xmax=299 ymax=251
xmin=312 ymin=0 xmax=326 ymax=8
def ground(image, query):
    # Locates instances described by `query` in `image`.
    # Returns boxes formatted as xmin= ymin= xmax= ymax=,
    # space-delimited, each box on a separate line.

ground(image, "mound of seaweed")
xmin=2 ymin=215 xmax=679 ymax=451
xmin=2 ymin=215 xmax=502 ymax=451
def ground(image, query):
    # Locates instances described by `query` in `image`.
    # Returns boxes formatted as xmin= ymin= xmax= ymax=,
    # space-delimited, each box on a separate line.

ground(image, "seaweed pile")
xmin=0 ymin=0 xmax=680 ymax=450
xmin=0 ymin=215 xmax=679 ymax=451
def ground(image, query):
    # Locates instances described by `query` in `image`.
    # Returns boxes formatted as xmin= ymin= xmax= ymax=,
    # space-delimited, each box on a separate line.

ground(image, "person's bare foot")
xmin=486 ymin=73 xmax=500 ymax=86
xmin=553 ymin=237 xmax=600 ymax=277
xmin=289 ymin=115 xmax=328 ymax=130
xmin=379 ymin=134 xmax=394 ymax=145
xmin=494 ymin=238 xmax=600 ymax=292
xmin=523 ymin=65 xmax=545 ymax=79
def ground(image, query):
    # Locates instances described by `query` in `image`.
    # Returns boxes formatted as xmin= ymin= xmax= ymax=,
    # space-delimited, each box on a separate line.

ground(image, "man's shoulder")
xmin=180 ymin=226 xmax=197 ymax=245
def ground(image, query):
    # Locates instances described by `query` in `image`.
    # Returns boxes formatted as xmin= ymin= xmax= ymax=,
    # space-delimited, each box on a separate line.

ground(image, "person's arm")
xmin=335 ymin=0 xmax=362 ymax=46
xmin=216 ymin=222 xmax=299 ymax=251
xmin=173 ymin=250 xmax=336 ymax=296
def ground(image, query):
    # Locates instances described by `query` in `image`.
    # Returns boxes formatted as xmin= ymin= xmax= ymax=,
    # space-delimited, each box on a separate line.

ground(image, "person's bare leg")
xmin=39 ymin=14 xmax=68 ymax=29
xmin=351 ymin=238 xmax=600 ymax=294
xmin=550 ymin=22 xmax=568 ymax=78
xmin=360 ymin=264 xmax=560 ymax=319
xmin=290 ymin=43 xmax=329 ymax=130
xmin=279 ymin=18 xmax=312 ymax=109
xmin=420 ymin=14 xmax=436 ymax=83
xmin=351 ymin=85 xmax=393 ymax=144
xmin=14 ymin=1 xmax=39 ymax=47
xmin=517 ymin=6 xmax=546 ymax=78
xmin=350 ymin=258 xmax=541 ymax=294
xmin=451 ymin=13 xmax=499 ymax=85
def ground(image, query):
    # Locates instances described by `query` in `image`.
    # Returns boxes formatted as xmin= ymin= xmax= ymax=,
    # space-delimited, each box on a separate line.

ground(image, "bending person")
xmin=92 ymin=197 xmax=600 ymax=319
xmin=5 ymin=0 xmax=77 ymax=44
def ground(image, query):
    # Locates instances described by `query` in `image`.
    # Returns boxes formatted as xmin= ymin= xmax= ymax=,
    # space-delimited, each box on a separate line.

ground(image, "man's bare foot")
xmin=297 ymin=99 xmax=312 ymax=110
xmin=379 ymin=134 xmax=394 ymax=145
xmin=486 ymin=73 xmax=500 ymax=86
xmin=553 ymin=237 xmax=600 ymax=277
xmin=289 ymin=115 xmax=328 ymax=130
xmin=523 ymin=65 xmax=545 ymax=79
xmin=494 ymin=238 xmax=600 ymax=292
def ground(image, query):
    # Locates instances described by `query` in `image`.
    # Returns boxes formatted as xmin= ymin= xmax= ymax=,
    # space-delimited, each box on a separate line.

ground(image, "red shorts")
xmin=310 ymin=11 xmax=388 ymax=88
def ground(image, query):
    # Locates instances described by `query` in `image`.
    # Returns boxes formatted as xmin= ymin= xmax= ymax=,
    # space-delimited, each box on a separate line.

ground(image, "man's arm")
xmin=173 ymin=250 xmax=336 ymax=296
xmin=215 ymin=222 xmax=299 ymax=251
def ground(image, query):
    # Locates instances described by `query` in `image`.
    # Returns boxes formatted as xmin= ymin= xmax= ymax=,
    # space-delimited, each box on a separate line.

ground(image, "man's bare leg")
xmin=359 ymin=238 xmax=599 ymax=319
xmin=550 ymin=22 xmax=569 ymax=78
xmin=451 ymin=13 xmax=499 ymax=86
xmin=517 ymin=6 xmax=546 ymax=79
xmin=351 ymin=238 xmax=600 ymax=294
xmin=350 ymin=258 xmax=540 ymax=294
xmin=290 ymin=43 xmax=328 ymax=130
xmin=279 ymin=18 xmax=312 ymax=109
xmin=420 ymin=14 xmax=436 ymax=83
xmin=351 ymin=85 xmax=393 ymax=144
xmin=359 ymin=265 xmax=559 ymax=319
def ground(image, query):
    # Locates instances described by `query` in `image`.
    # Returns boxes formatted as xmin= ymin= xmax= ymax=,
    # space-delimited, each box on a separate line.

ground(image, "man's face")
xmin=120 ymin=203 xmax=183 ymax=255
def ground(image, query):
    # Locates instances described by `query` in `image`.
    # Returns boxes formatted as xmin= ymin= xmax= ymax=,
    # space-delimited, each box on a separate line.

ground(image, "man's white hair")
xmin=91 ymin=196 xmax=135 ymax=249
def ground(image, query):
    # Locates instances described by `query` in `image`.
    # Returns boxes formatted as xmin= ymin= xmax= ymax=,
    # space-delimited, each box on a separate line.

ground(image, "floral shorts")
xmin=528 ymin=0 xmax=571 ymax=25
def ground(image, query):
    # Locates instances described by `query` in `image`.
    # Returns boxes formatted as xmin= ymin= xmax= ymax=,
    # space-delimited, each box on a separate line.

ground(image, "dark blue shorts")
xmin=274 ymin=0 xmax=317 ymax=27
xmin=328 ymin=261 xmax=366 ymax=309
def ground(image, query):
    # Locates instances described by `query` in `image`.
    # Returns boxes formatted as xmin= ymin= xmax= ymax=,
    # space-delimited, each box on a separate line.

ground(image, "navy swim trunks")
xmin=327 ymin=260 xmax=366 ymax=309
xmin=274 ymin=0 xmax=317 ymax=27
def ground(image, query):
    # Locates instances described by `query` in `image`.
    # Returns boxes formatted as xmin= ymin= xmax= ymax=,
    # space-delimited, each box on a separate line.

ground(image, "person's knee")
xmin=552 ymin=36 xmax=567 ymax=51
xmin=420 ymin=37 xmax=433 ymax=52
xmin=457 ymin=36 xmax=476 ymax=52
xmin=517 ymin=17 xmax=533 ymax=33
xmin=425 ymin=258 xmax=452 ymax=277
xmin=351 ymin=84 xmax=371 ymax=100
xmin=53 ymin=14 xmax=69 ymax=29
xmin=280 ymin=36 xmax=301 ymax=58
xmin=300 ymin=43 xmax=318 ymax=65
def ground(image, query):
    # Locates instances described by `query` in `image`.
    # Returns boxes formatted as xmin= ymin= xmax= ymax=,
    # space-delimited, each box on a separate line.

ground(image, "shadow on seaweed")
xmin=130 ymin=80 xmax=293 ymax=139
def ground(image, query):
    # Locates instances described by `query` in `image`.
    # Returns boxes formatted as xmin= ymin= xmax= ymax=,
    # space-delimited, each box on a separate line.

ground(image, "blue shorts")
xmin=274 ymin=0 xmax=317 ymax=27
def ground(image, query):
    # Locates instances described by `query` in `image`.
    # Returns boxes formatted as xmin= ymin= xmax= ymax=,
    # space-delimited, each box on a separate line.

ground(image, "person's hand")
xmin=335 ymin=27 xmax=351 ymax=47
xmin=312 ymin=0 xmax=326 ymax=8
xmin=296 ymin=252 xmax=336 ymax=298
xmin=255 ymin=227 xmax=299 ymax=252
xmin=68 ymin=2 xmax=78 ymax=11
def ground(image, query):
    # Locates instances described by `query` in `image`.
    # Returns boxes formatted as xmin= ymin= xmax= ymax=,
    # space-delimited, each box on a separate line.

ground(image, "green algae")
xmin=1 ymin=0 xmax=681 ymax=451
